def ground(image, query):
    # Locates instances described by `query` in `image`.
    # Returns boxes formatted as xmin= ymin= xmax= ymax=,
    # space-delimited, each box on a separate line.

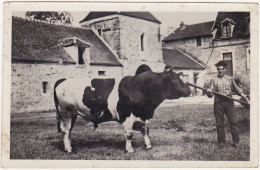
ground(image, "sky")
xmin=13 ymin=11 xmax=217 ymax=36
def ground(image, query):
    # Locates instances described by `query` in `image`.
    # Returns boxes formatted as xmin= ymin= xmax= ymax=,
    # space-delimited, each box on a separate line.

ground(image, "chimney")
xmin=180 ymin=21 xmax=186 ymax=30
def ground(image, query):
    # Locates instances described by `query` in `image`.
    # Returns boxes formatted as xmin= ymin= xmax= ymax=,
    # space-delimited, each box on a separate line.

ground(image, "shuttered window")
xmin=42 ymin=82 xmax=48 ymax=93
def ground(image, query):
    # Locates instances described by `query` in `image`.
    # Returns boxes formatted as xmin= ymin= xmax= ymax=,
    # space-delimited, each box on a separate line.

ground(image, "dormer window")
xmin=98 ymin=28 xmax=102 ymax=36
xmin=222 ymin=24 xmax=231 ymax=37
xmin=221 ymin=18 xmax=236 ymax=38
xmin=61 ymin=37 xmax=90 ymax=65
xmin=196 ymin=37 xmax=202 ymax=46
xmin=245 ymin=16 xmax=250 ymax=35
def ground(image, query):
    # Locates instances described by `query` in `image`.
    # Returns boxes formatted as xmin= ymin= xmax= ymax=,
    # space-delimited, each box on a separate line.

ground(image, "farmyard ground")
xmin=10 ymin=103 xmax=250 ymax=160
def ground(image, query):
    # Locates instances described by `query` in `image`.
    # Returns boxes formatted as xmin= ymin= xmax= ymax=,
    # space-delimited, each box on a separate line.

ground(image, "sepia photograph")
xmin=1 ymin=1 xmax=259 ymax=168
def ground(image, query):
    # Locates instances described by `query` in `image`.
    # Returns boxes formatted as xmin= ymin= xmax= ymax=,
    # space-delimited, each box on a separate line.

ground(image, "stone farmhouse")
xmin=11 ymin=17 xmax=122 ymax=113
xmin=163 ymin=12 xmax=250 ymax=91
xmin=11 ymin=12 xmax=215 ymax=113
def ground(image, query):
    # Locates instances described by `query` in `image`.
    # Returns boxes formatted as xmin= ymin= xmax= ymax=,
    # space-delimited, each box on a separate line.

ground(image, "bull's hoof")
xmin=125 ymin=148 xmax=134 ymax=153
xmin=64 ymin=148 xmax=72 ymax=153
xmin=145 ymin=145 xmax=152 ymax=150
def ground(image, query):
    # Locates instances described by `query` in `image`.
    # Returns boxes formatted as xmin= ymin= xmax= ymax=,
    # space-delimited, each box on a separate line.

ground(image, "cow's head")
xmin=163 ymin=67 xmax=191 ymax=99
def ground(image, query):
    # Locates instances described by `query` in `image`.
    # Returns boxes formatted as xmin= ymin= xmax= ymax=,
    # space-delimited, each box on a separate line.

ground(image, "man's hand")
xmin=241 ymin=93 xmax=250 ymax=104
xmin=205 ymin=88 xmax=214 ymax=98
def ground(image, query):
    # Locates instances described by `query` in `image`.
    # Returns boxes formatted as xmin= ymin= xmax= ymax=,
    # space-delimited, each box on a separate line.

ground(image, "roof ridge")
xmin=90 ymin=28 xmax=122 ymax=66
xmin=177 ymin=49 xmax=205 ymax=68
xmin=12 ymin=16 xmax=92 ymax=31
xmin=186 ymin=20 xmax=215 ymax=27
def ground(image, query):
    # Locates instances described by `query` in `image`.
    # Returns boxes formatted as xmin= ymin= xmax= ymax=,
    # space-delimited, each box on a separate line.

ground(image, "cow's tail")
xmin=54 ymin=78 xmax=66 ymax=133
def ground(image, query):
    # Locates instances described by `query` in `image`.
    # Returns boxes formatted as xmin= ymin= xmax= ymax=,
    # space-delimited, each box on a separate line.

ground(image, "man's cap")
xmin=215 ymin=60 xmax=227 ymax=67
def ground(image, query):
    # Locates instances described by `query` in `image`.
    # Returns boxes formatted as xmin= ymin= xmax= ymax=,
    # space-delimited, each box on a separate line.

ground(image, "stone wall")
xmin=81 ymin=15 xmax=164 ymax=76
xmin=164 ymin=36 xmax=212 ymax=66
xmin=204 ymin=40 xmax=250 ymax=85
xmin=11 ymin=63 xmax=123 ymax=113
xmin=164 ymin=37 xmax=250 ymax=85
xmin=118 ymin=15 xmax=164 ymax=75
xmin=119 ymin=15 xmax=163 ymax=62
xmin=82 ymin=17 xmax=121 ymax=58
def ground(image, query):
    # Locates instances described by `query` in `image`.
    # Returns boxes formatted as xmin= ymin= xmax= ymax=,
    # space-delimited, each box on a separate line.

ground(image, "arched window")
xmin=141 ymin=33 xmax=145 ymax=51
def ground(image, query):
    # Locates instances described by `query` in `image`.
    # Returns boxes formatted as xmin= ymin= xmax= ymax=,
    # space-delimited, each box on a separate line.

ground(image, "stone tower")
xmin=80 ymin=12 xmax=165 ymax=75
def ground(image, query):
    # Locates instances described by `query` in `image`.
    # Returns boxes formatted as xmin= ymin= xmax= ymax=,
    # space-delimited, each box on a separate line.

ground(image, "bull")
xmin=54 ymin=66 xmax=190 ymax=153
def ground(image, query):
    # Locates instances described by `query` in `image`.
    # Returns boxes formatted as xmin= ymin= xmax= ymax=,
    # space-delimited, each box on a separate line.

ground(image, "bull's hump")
xmin=82 ymin=78 xmax=116 ymax=111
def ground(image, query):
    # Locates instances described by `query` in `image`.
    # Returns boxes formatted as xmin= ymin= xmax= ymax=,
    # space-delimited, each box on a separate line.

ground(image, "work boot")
xmin=232 ymin=143 xmax=239 ymax=148
xmin=218 ymin=143 xmax=225 ymax=148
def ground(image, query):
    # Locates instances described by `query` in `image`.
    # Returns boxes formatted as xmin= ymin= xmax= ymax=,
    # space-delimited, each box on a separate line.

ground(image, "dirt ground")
xmin=10 ymin=104 xmax=250 ymax=160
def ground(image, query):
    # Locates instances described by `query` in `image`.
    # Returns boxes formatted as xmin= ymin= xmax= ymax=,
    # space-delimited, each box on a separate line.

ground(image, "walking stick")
xmin=187 ymin=82 xmax=250 ymax=106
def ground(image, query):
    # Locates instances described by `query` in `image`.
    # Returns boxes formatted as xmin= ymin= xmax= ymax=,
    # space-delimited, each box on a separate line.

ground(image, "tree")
xmin=25 ymin=11 xmax=73 ymax=25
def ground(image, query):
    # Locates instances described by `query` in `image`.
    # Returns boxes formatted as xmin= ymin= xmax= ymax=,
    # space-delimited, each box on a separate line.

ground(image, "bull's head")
xmin=163 ymin=67 xmax=191 ymax=99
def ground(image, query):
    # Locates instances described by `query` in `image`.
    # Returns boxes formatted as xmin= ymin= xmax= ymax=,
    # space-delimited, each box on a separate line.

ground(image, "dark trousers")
xmin=214 ymin=97 xmax=240 ymax=144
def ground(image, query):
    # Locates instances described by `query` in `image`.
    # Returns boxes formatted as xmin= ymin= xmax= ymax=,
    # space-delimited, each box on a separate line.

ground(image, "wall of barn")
xmin=11 ymin=63 xmax=122 ymax=113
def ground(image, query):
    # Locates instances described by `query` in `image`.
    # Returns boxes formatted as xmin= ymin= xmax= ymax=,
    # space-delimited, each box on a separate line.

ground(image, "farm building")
xmin=162 ymin=48 xmax=205 ymax=95
xmin=11 ymin=17 xmax=123 ymax=113
xmin=209 ymin=12 xmax=250 ymax=89
xmin=80 ymin=12 xmax=165 ymax=75
xmin=162 ymin=12 xmax=250 ymax=90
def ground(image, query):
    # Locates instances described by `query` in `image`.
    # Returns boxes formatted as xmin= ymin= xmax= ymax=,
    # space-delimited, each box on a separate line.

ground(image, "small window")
xmin=196 ymin=37 xmax=201 ymax=46
xmin=182 ymin=75 xmax=189 ymax=83
xmin=42 ymin=82 xmax=48 ymax=93
xmin=247 ymin=49 xmax=250 ymax=69
xmin=98 ymin=28 xmax=102 ymax=36
xmin=157 ymin=26 xmax=161 ymax=42
xmin=98 ymin=71 xmax=106 ymax=76
xmin=222 ymin=24 xmax=231 ymax=38
xmin=141 ymin=33 xmax=145 ymax=51
xmin=78 ymin=46 xmax=85 ymax=64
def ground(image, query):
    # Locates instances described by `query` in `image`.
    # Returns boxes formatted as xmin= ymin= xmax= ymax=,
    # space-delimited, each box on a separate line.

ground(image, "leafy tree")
xmin=25 ymin=11 xmax=73 ymax=25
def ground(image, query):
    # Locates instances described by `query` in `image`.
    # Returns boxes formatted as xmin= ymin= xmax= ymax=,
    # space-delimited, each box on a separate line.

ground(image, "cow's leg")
xmin=141 ymin=126 xmax=152 ymax=149
xmin=122 ymin=115 xmax=135 ymax=153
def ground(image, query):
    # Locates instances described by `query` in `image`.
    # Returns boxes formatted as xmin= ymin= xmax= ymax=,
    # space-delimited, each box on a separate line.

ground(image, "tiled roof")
xmin=12 ymin=17 xmax=122 ymax=66
xmin=162 ymin=21 xmax=214 ymax=42
xmin=163 ymin=48 xmax=205 ymax=70
xmin=80 ymin=12 xmax=161 ymax=24
xmin=213 ymin=12 xmax=250 ymax=39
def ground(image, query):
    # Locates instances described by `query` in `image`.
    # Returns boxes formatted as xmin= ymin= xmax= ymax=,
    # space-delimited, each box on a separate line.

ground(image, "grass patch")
xmin=10 ymin=104 xmax=250 ymax=160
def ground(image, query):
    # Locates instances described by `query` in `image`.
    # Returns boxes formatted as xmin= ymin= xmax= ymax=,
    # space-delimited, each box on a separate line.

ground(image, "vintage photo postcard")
xmin=1 ymin=1 xmax=259 ymax=168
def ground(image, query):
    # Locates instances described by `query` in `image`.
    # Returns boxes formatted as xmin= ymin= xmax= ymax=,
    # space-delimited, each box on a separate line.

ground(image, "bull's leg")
xmin=141 ymin=126 xmax=152 ymax=149
xmin=122 ymin=115 xmax=135 ymax=153
xmin=60 ymin=116 xmax=76 ymax=153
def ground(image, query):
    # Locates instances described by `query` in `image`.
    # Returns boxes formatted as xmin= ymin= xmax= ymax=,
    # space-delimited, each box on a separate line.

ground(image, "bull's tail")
xmin=54 ymin=78 xmax=66 ymax=133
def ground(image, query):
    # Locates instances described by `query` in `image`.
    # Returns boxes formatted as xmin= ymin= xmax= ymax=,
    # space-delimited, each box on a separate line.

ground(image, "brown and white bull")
xmin=54 ymin=67 xmax=191 ymax=153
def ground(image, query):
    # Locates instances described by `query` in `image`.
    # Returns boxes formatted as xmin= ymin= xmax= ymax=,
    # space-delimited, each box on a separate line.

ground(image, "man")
xmin=206 ymin=60 xmax=250 ymax=148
